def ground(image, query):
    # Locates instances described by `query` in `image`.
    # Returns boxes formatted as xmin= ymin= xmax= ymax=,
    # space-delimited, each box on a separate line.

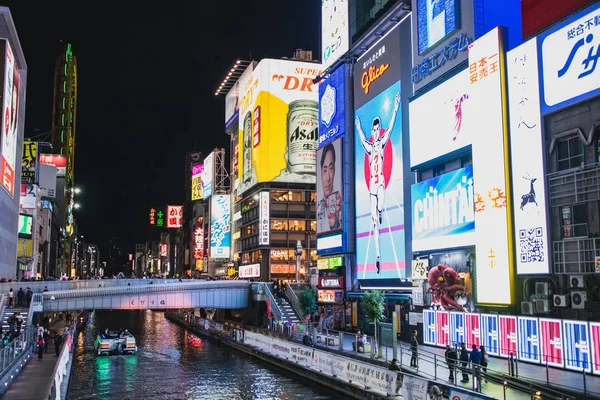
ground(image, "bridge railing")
xmin=256 ymin=283 xmax=282 ymax=321
xmin=42 ymin=280 xmax=250 ymax=301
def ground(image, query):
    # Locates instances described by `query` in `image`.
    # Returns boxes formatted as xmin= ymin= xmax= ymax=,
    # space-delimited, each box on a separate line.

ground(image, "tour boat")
xmin=94 ymin=330 xmax=138 ymax=355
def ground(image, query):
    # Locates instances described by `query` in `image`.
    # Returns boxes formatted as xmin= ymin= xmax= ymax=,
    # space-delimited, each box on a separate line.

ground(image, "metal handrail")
xmin=42 ymin=281 xmax=250 ymax=301
xmin=0 ymin=295 xmax=6 ymax=319
xmin=260 ymin=283 xmax=282 ymax=321
xmin=283 ymin=283 xmax=306 ymax=321
xmin=0 ymin=326 xmax=35 ymax=378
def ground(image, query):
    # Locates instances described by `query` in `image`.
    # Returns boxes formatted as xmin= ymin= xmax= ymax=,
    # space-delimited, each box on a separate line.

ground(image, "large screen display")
xmin=237 ymin=59 xmax=323 ymax=195
xmin=416 ymin=0 xmax=459 ymax=55
xmin=316 ymin=137 xmax=343 ymax=236
xmin=563 ymin=320 xmax=591 ymax=372
xmin=18 ymin=214 xmax=32 ymax=235
xmin=321 ymin=0 xmax=349 ymax=71
xmin=354 ymin=23 xmax=406 ymax=286
xmin=0 ymin=40 xmax=20 ymax=197
xmin=517 ymin=316 xmax=540 ymax=363
xmin=507 ymin=39 xmax=550 ymax=275
xmin=411 ymin=166 xmax=475 ymax=251
xmin=210 ymin=195 xmax=231 ymax=259
xmin=319 ymin=64 xmax=347 ymax=148
xmin=539 ymin=318 xmax=564 ymax=368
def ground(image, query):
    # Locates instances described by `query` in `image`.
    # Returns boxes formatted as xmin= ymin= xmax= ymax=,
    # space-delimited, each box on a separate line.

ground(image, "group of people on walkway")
xmin=445 ymin=342 xmax=488 ymax=391
xmin=7 ymin=287 xmax=33 ymax=307
xmin=36 ymin=324 xmax=64 ymax=360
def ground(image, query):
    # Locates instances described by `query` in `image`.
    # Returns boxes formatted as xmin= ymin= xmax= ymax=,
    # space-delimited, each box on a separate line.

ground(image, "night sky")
xmin=5 ymin=1 xmax=320 ymax=258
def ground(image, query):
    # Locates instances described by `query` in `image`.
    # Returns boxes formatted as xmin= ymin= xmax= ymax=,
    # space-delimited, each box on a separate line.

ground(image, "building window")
xmin=289 ymin=220 xmax=306 ymax=231
xmin=433 ymin=164 xmax=445 ymax=177
xmin=561 ymin=204 xmax=588 ymax=238
xmin=310 ymin=192 xmax=317 ymax=203
xmin=557 ymin=136 xmax=584 ymax=171
xmin=271 ymin=220 xmax=288 ymax=231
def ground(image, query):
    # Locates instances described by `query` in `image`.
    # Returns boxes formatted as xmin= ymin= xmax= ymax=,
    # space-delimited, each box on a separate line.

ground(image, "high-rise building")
xmin=50 ymin=43 xmax=78 ymax=273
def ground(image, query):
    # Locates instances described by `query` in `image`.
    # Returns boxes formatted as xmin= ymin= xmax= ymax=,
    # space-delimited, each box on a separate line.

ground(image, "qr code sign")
xmin=519 ymin=227 xmax=544 ymax=263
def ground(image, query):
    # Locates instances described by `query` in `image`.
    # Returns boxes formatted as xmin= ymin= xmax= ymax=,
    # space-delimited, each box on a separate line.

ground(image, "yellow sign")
xmin=227 ymin=267 xmax=236 ymax=276
xmin=17 ymin=239 xmax=33 ymax=258
xmin=195 ymin=259 xmax=204 ymax=271
xmin=191 ymin=174 xmax=203 ymax=201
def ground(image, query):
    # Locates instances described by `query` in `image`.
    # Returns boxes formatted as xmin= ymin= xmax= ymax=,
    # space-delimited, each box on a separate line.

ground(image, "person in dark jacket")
xmin=16 ymin=288 xmax=25 ymax=307
xmin=26 ymin=287 xmax=33 ymax=307
xmin=302 ymin=331 xmax=313 ymax=347
xmin=469 ymin=344 xmax=482 ymax=391
xmin=445 ymin=344 xmax=458 ymax=382
xmin=459 ymin=342 xmax=470 ymax=382
xmin=43 ymin=329 xmax=50 ymax=353
xmin=480 ymin=345 xmax=489 ymax=383
xmin=410 ymin=330 xmax=419 ymax=368
xmin=389 ymin=358 xmax=401 ymax=371
xmin=54 ymin=331 xmax=64 ymax=357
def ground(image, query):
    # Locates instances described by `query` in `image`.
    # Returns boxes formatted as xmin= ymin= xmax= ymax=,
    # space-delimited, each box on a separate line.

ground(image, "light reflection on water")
xmin=67 ymin=310 xmax=337 ymax=400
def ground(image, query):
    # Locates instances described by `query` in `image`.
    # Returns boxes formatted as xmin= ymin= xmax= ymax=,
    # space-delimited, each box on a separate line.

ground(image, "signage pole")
xmin=392 ymin=311 xmax=398 ymax=360
xmin=295 ymin=240 xmax=302 ymax=283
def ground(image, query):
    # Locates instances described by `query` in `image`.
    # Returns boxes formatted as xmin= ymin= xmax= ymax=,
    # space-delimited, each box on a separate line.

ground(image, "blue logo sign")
xmin=411 ymin=166 xmax=474 ymax=251
xmin=318 ymin=64 xmax=346 ymax=148
xmin=416 ymin=0 xmax=459 ymax=55
xmin=411 ymin=32 xmax=471 ymax=84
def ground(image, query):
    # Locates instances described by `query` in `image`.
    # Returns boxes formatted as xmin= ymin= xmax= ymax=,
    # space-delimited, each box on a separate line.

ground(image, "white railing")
xmin=260 ymin=283 xmax=282 ymax=321
xmin=547 ymin=162 xmax=600 ymax=207
xmin=47 ymin=322 xmax=75 ymax=400
xmin=553 ymin=237 xmax=600 ymax=274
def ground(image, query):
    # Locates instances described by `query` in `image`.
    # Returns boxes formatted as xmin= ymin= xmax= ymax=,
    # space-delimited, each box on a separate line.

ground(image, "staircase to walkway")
xmin=1 ymin=305 xmax=29 ymax=335
xmin=275 ymin=297 xmax=300 ymax=324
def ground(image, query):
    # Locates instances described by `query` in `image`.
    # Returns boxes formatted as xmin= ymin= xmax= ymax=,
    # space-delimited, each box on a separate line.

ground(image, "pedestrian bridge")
xmin=31 ymin=281 xmax=250 ymax=312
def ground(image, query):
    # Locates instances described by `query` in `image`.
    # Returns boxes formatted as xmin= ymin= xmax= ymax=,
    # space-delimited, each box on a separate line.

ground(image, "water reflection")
xmin=67 ymin=310 xmax=336 ymax=400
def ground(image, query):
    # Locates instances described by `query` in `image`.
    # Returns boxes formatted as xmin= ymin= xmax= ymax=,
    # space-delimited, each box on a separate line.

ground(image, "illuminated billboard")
xmin=21 ymin=141 xmax=37 ymax=184
xmin=539 ymin=2 xmax=600 ymax=114
xmin=507 ymin=39 xmax=550 ymax=275
xmin=316 ymin=137 xmax=343 ymax=236
xmin=39 ymin=154 xmax=66 ymax=177
xmin=191 ymin=163 xmax=204 ymax=201
xmin=18 ymin=214 xmax=32 ymax=235
xmin=237 ymin=59 xmax=323 ymax=195
xmin=354 ymin=23 xmax=406 ymax=285
xmin=0 ymin=40 xmax=20 ymax=197
xmin=210 ymin=195 xmax=231 ymax=259
xmin=259 ymin=192 xmax=270 ymax=246
xmin=193 ymin=217 xmax=204 ymax=271
xmin=411 ymin=166 xmax=475 ymax=251
xmin=321 ymin=0 xmax=349 ymax=71
xmin=225 ymin=63 xmax=254 ymax=124
xmin=319 ymin=64 xmax=347 ymax=147
xmin=166 ymin=205 xmax=183 ymax=229
xmin=160 ymin=244 xmax=168 ymax=257
xmin=415 ymin=0 xmax=459 ymax=55
xmin=203 ymin=153 xmax=214 ymax=199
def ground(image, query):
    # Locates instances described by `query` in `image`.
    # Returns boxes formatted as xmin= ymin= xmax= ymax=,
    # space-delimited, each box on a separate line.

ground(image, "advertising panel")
xmin=449 ymin=311 xmax=465 ymax=347
xmin=321 ymin=0 xmax=349 ymax=71
xmin=539 ymin=318 xmax=564 ymax=368
xmin=410 ymin=0 xmax=474 ymax=91
xmin=193 ymin=218 xmax=204 ymax=271
xmin=423 ymin=309 xmax=436 ymax=345
xmin=259 ymin=191 xmax=270 ymax=246
xmin=237 ymin=59 xmax=322 ymax=195
xmin=18 ymin=214 xmax=32 ymax=235
xmin=563 ymin=320 xmax=591 ymax=372
xmin=39 ymin=154 xmax=66 ymax=177
xmin=517 ymin=316 xmax=540 ymax=363
xmin=354 ymin=23 xmax=406 ymax=285
xmin=39 ymin=164 xmax=57 ymax=198
xmin=149 ymin=207 xmax=165 ymax=227
xmin=17 ymin=239 xmax=32 ymax=258
xmin=191 ymin=164 xmax=204 ymax=201
xmin=435 ymin=310 xmax=449 ymax=347
xmin=539 ymin=2 xmax=600 ymax=114
xmin=225 ymin=63 xmax=254 ymax=124
xmin=318 ymin=276 xmax=344 ymax=289
xmin=0 ymin=40 xmax=19 ymax=196
xmin=166 ymin=205 xmax=183 ymax=229
xmin=522 ymin=0 xmax=591 ymax=39
xmin=210 ymin=195 xmax=231 ymax=259
xmin=202 ymin=153 xmax=214 ymax=199
xmin=465 ymin=313 xmax=481 ymax=349
xmin=239 ymin=263 xmax=260 ymax=278
xmin=507 ymin=39 xmax=550 ymax=275
xmin=316 ymin=233 xmax=344 ymax=255
xmin=411 ymin=258 xmax=428 ymax=280
xmin=590 ymin=322 xmax=600 ymax=375
xmin=411 ymin=166 xmax=475 ymax=251
xmin=319 ymin=64 xmax=347 ymax=147
xmin=480 ymin=314 xmax=499 ymax=356
xmin=468 ymin=27 xmax=513 ymax=305
xmin=21 ymin=141 xmax=37 ymax=184
xmin=316 ymin=137 xmax=343 ymax=236
xmin=499 ymin=315 xmax=518 ymax=358
xmin=317 ymin=290 xmax=343 ymax=303
xmin=401 ymin=375 xmax=428 ymax=400
xmin=19 ymin=184 xmax=37 ymax=209
xmin=160 ymin=244 xmax=168 ymax=257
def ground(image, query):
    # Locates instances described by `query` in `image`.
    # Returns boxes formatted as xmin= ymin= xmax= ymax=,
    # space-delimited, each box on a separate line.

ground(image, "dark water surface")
xmin=67 ymin=310 xmax=338 ymax=400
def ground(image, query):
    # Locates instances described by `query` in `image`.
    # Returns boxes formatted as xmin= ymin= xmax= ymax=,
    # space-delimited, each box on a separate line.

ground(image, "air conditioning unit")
xmin=521 ymin=301 xmax=535 ymax=315
xmin=571 ymin=291 xmax=587 ymax=309
xmin=569 ymin=275 xmax=585 ymax=288
xmin=535 ymin=282 xmax=549 ymax=296
xmin=535 ymin=299 xmax=550 ymax=313
xmin=553 ymin=294 xmax=570 ymax=308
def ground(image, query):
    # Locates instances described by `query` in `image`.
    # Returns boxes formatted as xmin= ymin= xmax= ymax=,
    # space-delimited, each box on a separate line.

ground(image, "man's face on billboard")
xmin=371 ymin=119 xmax=381 ymax=140
xmin=321 ymin=148 xmax=335 ymax=197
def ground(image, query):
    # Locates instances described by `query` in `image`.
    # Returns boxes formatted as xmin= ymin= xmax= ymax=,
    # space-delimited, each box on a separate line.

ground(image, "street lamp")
xmin=74 ymin=203 xmax=81 ymax=209
xmin=74 ymin=187 xmax=81 ymax=194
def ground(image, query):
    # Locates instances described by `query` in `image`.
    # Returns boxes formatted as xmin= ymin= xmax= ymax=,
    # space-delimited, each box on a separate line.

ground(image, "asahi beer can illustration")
xmin=287 ymin=100 xmax=318 ymax=174
xmin=242 ymin=110 xmax=253 ymax=183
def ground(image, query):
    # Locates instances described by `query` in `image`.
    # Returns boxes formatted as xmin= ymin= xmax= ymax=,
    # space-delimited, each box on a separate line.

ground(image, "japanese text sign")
xmin=166 ymin=205 xmax=183 ymax=228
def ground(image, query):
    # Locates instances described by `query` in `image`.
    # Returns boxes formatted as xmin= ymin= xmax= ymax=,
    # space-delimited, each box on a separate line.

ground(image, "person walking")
xmin=16 ymin=288 xmax=24 ymax=307
xmin=26 ymin=287 xmax=32 ymax=307
xmin=37 ymin=335 xmax=45 ymax=360
xmin=480 ymin=345 xmax=489 ymax=383
xmin=469 ymin=344 xmax=482 ymax=391
xmin=43 ymin=329 xmax=50 ymax=353
xmin=54 ymin=331 xmax=64 ymax=357
xmin=410 ymin=330 xmax=419 ymax=368
xmin=302 ymin=331 xmax=313 ymax=347
xmin=445 ymin=344 xmax=458 ymax=382
xmin=8 ymin=288 xmax=14 ymax=307
xmin=389 ymin=358 xmax=402 ymax=394
xmin=459 ymin=342 xmax=470 ymax=383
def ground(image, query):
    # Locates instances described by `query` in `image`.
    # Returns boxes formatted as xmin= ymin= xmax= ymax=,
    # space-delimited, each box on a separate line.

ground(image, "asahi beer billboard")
xmin=237 ymin=59 xmax=323 ymax=195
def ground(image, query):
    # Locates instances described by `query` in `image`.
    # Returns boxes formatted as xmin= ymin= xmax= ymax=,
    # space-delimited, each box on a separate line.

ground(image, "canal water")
xmin=66 ymin=310 xmax=339 ymax=400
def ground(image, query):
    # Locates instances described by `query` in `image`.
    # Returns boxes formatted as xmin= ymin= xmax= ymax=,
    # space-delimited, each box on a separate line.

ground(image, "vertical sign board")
xmin=449 ymin=312 xmax=465 ymax=348
xmin=465 ymin=313 xmax=481 ymax=349
xmin=423 ymin=309 xmax=436 ymax=345
xmin=468 ymin=27 xmax=513 ymax=305
xmin=435 ymin=310 xmax=449 ymax=347
xmin=538 ymin=2 xmax=600 ymax=115
xmin=321 ymin=0 xmax=349 ymax=71
xmin=590 ymin=322 xmax=600 ymax=375
xmin=318 ymin=64 xmax=347 ymax=148
xmin=210 ymin=195 xmax=231 ymax=259
xmin=563 ymin=320 xmax=591 ymax=372
xmin=166 ymin=205 xmax=183 ymax=228
xmin=499 ymin=315 xmax=518 ymax=358
xmin=203 ymin=152 xmax=214 ymax=199
xmin=517 ymin=316 xmax=540 ymax=363
xmin=258 ymin=191 xmax=270 ymax=246
xmin=480 ymin=314 xmax=499 ymax=356
xmin=0 ymin=40 xmax=19 ymax=197
xmin=507 ymin=39 xmax=550 ymax=275
xmin=539 ymin=318 xmax=564 ymax=368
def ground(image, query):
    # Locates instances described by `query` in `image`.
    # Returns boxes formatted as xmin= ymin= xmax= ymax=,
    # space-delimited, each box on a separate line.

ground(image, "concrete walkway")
xmin=1 ymin=319 xmax=70 ymax=400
